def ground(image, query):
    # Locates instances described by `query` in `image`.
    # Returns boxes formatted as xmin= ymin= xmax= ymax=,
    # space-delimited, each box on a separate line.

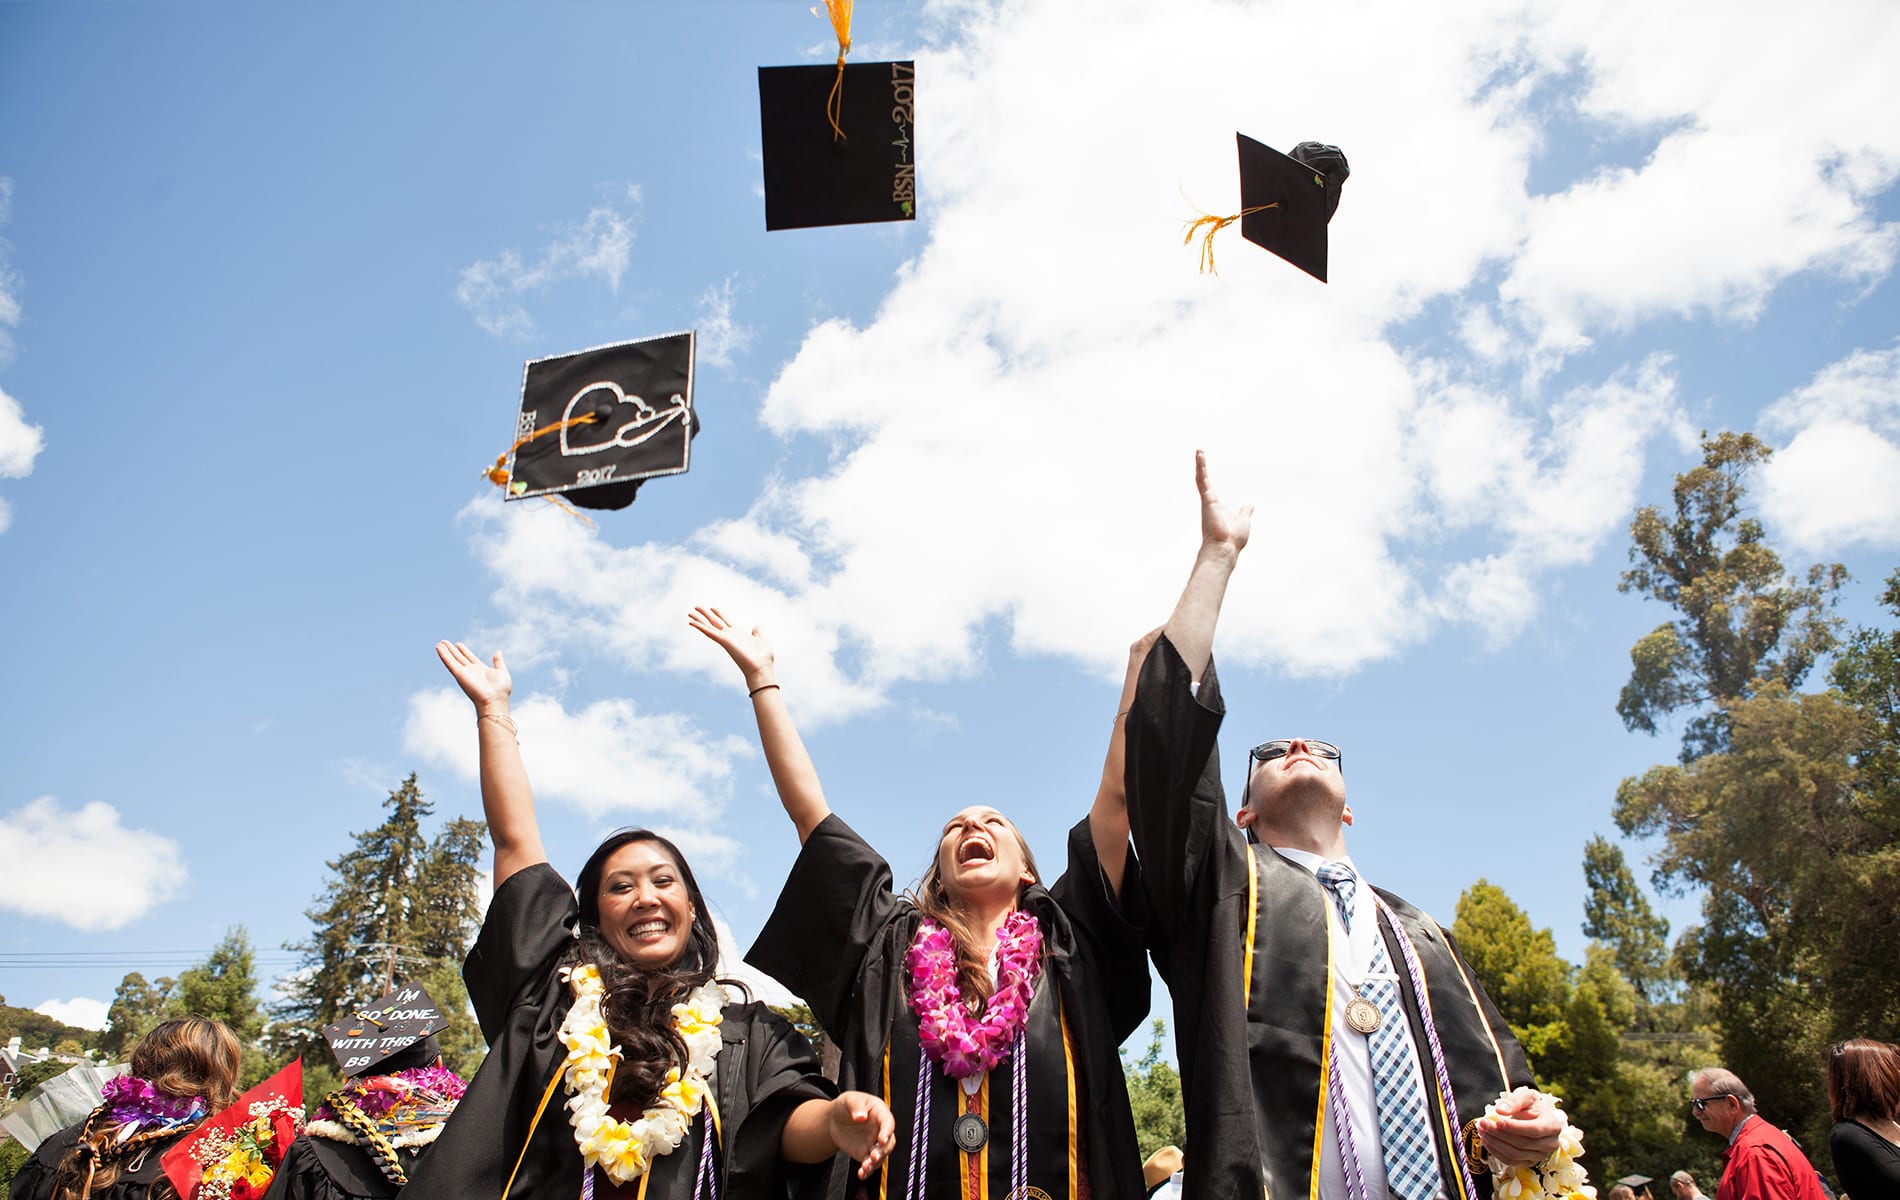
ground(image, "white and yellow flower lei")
xmin=1477 ymin=1091 xmax=1596 ymax=1200
xmin=556 ymin=964 xmax=724 ymax=1183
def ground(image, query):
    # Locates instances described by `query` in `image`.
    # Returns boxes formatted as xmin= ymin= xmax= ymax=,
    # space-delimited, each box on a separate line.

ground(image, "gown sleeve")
xmin=1123 ymin=632 xmax=1230 ymax=944
xmin=745 ymin=814 xmax=908 ymax=1037
xmin=461 ymin=862 xmax=578 ymax=1044
xmin=260 ymin=1139 xmax=345 ymax=1200
xmin=1049 ymin=814 xmax=1152 ymax=1043
xmin=721 ymin=1005 xmax=839 ymax=1200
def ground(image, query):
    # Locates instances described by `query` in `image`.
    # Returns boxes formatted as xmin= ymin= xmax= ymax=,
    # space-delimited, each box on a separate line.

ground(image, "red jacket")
xmin=1716 ymin=1116 xmax=1830 ymax=1200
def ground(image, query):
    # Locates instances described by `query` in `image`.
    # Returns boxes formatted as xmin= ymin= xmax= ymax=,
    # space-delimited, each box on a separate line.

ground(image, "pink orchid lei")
xmin=100 ymin=1074 xmax=208 ymax=1128
xmin=312 ymin=1065 xmax=467 ymax=1127
xmin=905 ymin=910 xmax=1043 ymax=1078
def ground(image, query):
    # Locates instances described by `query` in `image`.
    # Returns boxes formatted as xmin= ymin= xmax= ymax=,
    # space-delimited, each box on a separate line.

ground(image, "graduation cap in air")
xmin=487 ymin=331 xmax=699 ymax=512
xmin=319 ymin=981 xmax=450 ymax=1078
xmin=1190 ymin=134 xmax=1350 ymax=281
xmin=757 ymin=1 xmax=916 ymax=230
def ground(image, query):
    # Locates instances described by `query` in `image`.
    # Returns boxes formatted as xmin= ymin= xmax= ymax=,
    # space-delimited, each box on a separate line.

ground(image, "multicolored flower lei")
xmin=100 ymin=1074 xmax=208 ymax=1130
xmin=904 ymin=910 xmax=1043 ymax=1078
xmin=1478 ymin=1091 xmax=1596 ymax=1200
xmin=307 ymin=1064 xmax=467 ymax=1146
xmin=555 ymin=963 xmax=724 ymax=1183
xmin=186 ymin=1096 xmax=304 ymax=1200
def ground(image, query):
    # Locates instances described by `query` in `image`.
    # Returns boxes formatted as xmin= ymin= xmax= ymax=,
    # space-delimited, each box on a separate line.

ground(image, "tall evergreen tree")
xmin=1616 ymin=431 xmax=1845 ymax=759
xmin=99 ymin=972 xmax=176 ymax=1058
xmin=170 ymin=928 xmax=264 ymax=1045
xmin=272 ymin=774 xmax=487 ymax=1094
xmin=1580 ymin=837 xmax=1672 ymax=1015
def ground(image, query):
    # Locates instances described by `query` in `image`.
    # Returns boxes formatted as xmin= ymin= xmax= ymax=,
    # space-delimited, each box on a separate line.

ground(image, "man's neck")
xmin=1258 ymin=821 xmax=1348 ymax=860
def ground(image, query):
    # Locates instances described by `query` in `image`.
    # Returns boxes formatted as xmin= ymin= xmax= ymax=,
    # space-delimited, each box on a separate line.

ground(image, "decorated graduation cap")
xmin=319 ymin=981 xmax=450 ymax=1078
xmin=1186 ymin=134 xmax=1350 ymax=281
xmin=484 ymin=331 xmax=698 ymax=513
xmin=758 ymin=0 xmax=916 ymax=230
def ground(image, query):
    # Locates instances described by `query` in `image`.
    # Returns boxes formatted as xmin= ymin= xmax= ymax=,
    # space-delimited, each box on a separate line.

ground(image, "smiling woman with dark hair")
xmin=691 ymin=608 xmax=1152 ymax=1200
xmin=396 ymin=642 xmax=894 ymax=1200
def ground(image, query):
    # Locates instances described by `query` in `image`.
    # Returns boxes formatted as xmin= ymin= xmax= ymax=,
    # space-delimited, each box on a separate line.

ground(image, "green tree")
xmin=170 ymin=927 xmax=265 ymax=1045
xmin=1616 ymin=431 xmax=1845 ymax=759
xmin=1120 ymin=1021 xmax=1185 ymax=1160
xmin=99 ymin=972 xmax=177 ymax=1058
xmin=272 ymin=774 xmax=489 ymax=1096
xmin=0 ymin=1137 xmax=28 ymax=1193
xmin=1581 ymin=838 xmax=1672 ymax=1016
xmin=1451 ymin=882 xmax=1570 ymax=1068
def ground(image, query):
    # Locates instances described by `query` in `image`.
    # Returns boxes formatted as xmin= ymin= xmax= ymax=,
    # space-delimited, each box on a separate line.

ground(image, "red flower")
xmin=230 ymin=1179 xmax=258 ymax=1200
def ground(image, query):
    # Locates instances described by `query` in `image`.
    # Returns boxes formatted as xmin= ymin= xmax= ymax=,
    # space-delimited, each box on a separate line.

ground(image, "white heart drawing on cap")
xmin=559 ymin=380 xmax=689 ymax=457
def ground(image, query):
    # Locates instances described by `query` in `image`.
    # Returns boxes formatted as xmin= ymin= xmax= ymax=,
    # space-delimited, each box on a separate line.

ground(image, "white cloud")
xmin=0 ymin=384 xmax=44 ymax=478
xmin=451 ymin=0 xmax=1895 ymax=718
xmin=1758 ymin=340 xmax=1900 ymax=550
xmin=456 ymin=186 xmax=642 ymax=339
xmin=35 ymin=997 xmax=110 ymax=1031
xmin=1498 ymin=1 xmax=1900 ymax=357
xmin=403 ymin=685 xmax=752 ymax=821
xmin=0 ymin=797 xmax=188 ymax=931
xmin=694 ymin=277 xmax=753 ymax=372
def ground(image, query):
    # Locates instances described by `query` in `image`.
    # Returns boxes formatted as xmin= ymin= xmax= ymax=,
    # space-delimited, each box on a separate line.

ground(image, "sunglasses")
xmin=1249 ymin=739 xmax=1344 ymax=771
xmin=1690 ymin=1094 xmax=1733 ymax=1114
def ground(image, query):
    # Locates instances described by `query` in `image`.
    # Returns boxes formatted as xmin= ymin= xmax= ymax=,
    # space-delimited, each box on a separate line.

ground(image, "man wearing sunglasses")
xmin=1119 ymin=453 xmax=1564 ymax=1200
xmin=1689 ymin=1068 xmax=1827 ymax=1200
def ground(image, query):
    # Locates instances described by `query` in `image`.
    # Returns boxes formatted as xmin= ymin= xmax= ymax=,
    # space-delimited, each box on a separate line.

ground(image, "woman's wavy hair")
xmin=907 ymin=814 xmax=1043 ymax=1008
xmin=1828 ymin=1038 xmax=1900 ymax=1124
xmin=48 ymin=1017 xmax=242 ymax=1200
xmin=563 ymin=829 xmax=726 ymax=1110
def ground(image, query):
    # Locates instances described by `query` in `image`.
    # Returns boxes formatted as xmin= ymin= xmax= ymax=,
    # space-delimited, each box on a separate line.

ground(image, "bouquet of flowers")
xmin=162 ymin=1060 xmax=305 ymax=1200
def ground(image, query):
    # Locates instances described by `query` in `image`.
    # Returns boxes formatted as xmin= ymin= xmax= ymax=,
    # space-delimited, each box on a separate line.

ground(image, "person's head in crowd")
xmin=47 ymin=1017 xmax=242 ymax=1200
xmin=1690 ymin=1066 xmax=1758 ymax=1139
xmin=569 ymin=828 xmax=723 ymax=1110
xmin=912 ymin=806 xmax=1045 ymax=1008
xmin=1669 ymin=1169 xmax=1702 ymax=1199
xmin=1827 ymin=1038 xmax=1900 ymax=1125
xmin=1235 ymin=737 xmax=1349 ymax=848
xmin=1609 ymin=1187 xmax=1636 ymax=1200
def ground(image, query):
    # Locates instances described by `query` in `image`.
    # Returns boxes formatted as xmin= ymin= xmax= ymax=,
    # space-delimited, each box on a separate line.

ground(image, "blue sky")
xmin=3 ymin=0 xmax=1898 ymax=1040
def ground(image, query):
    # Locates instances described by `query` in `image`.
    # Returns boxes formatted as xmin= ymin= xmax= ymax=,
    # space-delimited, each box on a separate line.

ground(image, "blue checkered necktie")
xmin=1316 ymin=861 xmax=1445 ymax=1200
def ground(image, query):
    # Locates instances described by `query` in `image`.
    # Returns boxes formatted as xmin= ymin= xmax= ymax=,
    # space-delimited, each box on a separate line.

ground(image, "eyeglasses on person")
xmin=1690 ymin=1093 xmax=1733 ymax=1114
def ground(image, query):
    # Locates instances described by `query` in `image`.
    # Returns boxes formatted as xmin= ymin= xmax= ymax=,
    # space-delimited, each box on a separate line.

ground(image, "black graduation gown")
xmin=399 ymin=862 xmax=835 ymax=1200
xmin=260 ymin=1136 xmax=422 ymax=1200
xmin=8 ymin=1120 xmax=191 ymax=1200
xmin=1124 ymin=635 xmax=1534 ymax=1200
xmin=747 ymin=813 xmax=1151 ymax=1200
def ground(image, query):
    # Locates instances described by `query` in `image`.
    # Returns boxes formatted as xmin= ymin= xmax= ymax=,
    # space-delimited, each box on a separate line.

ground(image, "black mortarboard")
xmin=1619 ymin=1177 xmax=1656 ymax=1189
xmin=1236 ymin=134 xmax=1350 ymax=282
xmin=320 ymin=981 xmax=450 ymax=1078
xmin=758 ymin=60 xmax=916 ymax=230
xmin=503 ymin=331 xmax=698 ymax=511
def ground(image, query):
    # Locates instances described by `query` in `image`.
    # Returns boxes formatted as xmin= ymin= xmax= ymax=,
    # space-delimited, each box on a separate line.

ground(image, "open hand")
xmin=1196 ymin=450 xmax=1252 ymax=555
xmin=436 ymin=641 xmax=511 ymax=712
xmin=1476 ymin=1088 xmax=1564 ymax=1166
xmin=688 ymin=606 xmax=777 ymax=692
xmin=828 ymin=1091 xmax=895 ymax=1179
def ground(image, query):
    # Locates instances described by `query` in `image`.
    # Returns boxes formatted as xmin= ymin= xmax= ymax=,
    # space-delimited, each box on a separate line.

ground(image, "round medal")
xmin=1345 ymin=995 xmax=1383 ymax=1034
xmin=952 ymin=1112 xmax=989 ymax=1153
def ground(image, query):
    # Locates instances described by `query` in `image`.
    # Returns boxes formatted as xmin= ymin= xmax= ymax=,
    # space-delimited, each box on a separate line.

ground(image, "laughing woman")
xmin=690 ymin=610 xmax=1152 ymax=1200
xmin=399 ymin=642 xmax=894 ymax=1200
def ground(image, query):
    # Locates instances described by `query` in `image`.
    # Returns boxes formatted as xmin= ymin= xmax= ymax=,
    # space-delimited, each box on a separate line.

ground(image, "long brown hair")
xmin=48 ymin=1018 xmax=242 ymax=1200
xmin=1828 ymin=1038 xmax=1900 ymax=1124
xmin=908 ymin=815 xmax=1043 ymax=1008
xmin=564 ymin=829 xmax=724 ymax=1112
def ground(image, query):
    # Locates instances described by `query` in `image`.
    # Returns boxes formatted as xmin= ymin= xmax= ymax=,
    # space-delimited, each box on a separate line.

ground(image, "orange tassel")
xmin=1183 ymin=203 xmax=1277 ymax=274
xmin=822 ymin=0 xmax=853 ymax=140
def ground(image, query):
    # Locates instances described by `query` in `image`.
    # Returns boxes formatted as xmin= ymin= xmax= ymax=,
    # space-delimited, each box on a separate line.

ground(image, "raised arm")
xmin=434 ymin=641 xmax=546 ymax=887
xmin=688 ymin=607 xmax=832 ymax=842
xmin=780 ymin=1092 xmax=895 ymax=1179
xmin=1090 ymin=627 xmax=1161 ymax=896
xmin=1163 ymin=450 xmax=1252 ymax=682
